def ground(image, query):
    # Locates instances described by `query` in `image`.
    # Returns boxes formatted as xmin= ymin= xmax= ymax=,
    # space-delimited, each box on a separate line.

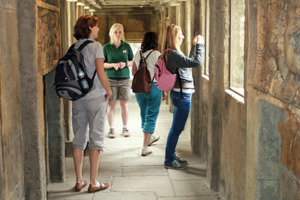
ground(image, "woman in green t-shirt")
xmin=103 ymin=23 xmax=133 ymax=138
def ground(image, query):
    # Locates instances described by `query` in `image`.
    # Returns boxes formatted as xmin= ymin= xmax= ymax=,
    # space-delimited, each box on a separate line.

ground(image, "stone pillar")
xmin=67 ymin=2 xmax=76 ymax=142
xmin=190 ymin=0 xmax=202 ymax=155
xmin=206 ymin=0 xmax=225 ymax=192
xmin=68 ymin=2 xmax=77 ymax=45
xmin=77 ymin=5 xmax=84 ymax=18
xmin=1 ymin=1 xmax=24 ymax=199
xmin=18 ymin=0 xmax=47 ymax=199
xmin=46 ymin=70 xmax=66 ymax=183
xmin=175 ymin=5 xmax=181 ymax=26
xmin=151 ymin=11 xmax=159 ymax=32
xmin=185 ymin=1 xmax=191 ymax=56
xmin=0 ymin=113 xmax=3 ymax=200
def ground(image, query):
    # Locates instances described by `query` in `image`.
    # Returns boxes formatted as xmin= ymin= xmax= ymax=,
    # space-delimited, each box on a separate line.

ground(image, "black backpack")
xmin=54 ymin=40 xmax=96 ymax=101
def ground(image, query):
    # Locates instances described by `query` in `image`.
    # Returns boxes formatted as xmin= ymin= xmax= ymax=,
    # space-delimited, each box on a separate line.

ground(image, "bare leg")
xmin=120 ymin=100 xmax=129 ymax=127
xmin=107 ymin=100 xmax=116 ymax=127
xmin=73 ymin=148 xmax=84 ymax=183
xmin=143 ymin=132 xmax=152 ymax=147
xmin=89 ymin=149 xmax=100 ymax=185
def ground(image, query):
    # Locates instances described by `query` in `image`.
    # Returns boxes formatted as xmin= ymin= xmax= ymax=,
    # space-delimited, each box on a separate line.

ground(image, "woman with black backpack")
xmin=71 ymin=15 xmax=111 ymax=193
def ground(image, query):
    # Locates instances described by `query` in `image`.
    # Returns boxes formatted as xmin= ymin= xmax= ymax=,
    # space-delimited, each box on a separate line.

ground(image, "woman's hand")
xmin=113 ymin=63 xmax=119 ymax=70
xmin=118 ymin=62 xmax=126 ymax=69
xmin=105 ymin=88 xmax=112 ymax=101
xmin=193 ymin=35 xmax=204 ymax=45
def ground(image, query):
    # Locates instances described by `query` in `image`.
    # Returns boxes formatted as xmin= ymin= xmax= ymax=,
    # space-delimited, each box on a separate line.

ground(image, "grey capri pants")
xmin=72 ymin=95 xmax=107 ymax=151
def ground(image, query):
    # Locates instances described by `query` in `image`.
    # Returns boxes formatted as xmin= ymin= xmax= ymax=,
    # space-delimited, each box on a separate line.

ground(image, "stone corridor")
xmin=1 ymin=1 xmax=300 ymax=199
xmin=47 ymin=94 xmax=220 ymax=200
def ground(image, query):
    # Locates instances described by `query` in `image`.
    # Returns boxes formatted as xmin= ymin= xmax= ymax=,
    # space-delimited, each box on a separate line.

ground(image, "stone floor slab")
xmin=123 ymin=165 xmax=168 ymax=176
xmin=168 ymin=164 xmax=207 ymax=181
xmin=92 ymin=191 xmax=157 ymax=200
xmin=172 ymin=180 xmax=217 ymax=197
xmin=158 ymin=196 xmax=220 ymax=200
xmin=112 ymin=176 xmax=174 ymax=197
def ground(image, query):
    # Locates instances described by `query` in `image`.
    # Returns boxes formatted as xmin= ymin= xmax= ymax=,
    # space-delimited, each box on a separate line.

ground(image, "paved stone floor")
xmin=47 ymin=94 xmax=220 ymax=200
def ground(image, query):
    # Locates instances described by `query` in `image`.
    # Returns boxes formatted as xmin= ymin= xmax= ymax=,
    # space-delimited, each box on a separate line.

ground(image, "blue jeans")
xmin=135 ymin=83 xmax=161 ymax=134
xmin=164 ymin=90 xmax=192 ymax=164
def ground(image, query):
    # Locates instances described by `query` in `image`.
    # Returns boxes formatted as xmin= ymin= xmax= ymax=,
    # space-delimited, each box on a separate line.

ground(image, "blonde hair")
xmin=109 ymin=23 xmax=125 ymax=43
xmin=164 ymin=24 xmax=182 ymax=52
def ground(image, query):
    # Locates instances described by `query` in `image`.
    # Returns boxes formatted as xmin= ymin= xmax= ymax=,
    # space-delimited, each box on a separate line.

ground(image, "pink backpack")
xmin=154 ymin=48 xmax=177 ymax=91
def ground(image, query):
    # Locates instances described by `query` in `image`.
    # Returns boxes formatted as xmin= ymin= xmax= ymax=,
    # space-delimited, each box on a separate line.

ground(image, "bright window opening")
xmin=204 ymin=0 xmax=210 ymax=76
xmin=229 ymin=0 xmax=245 ymax=96
xmin=128 ymin=42 xmax=141 ymax=80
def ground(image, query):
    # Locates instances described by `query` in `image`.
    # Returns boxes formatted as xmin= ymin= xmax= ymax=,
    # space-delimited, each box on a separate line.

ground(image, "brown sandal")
xmin=88 ymin=182 xmax=109 ymax=193
xmin=75 ymin=180 xmax=87 ymax=192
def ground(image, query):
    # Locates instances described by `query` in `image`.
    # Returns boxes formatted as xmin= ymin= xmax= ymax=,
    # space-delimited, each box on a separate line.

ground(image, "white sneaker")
xmin=141 ymin=147 xmax=152 ymax=156
xmin=148 ymin=135 xmax=160 ymax=146
xmin=122 ymin=128 xmax=130 ymax=137
xmin=108 ymin=129 xmax=115 ymax=139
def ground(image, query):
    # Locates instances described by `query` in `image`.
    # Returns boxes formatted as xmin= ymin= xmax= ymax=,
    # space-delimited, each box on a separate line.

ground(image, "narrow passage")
xmin=47 ymin=94 xmax=220 ymax=200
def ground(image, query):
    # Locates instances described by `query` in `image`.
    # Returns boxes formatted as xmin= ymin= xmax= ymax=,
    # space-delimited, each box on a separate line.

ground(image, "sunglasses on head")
xmin=89 ymin=16 xmax=94 ymax=24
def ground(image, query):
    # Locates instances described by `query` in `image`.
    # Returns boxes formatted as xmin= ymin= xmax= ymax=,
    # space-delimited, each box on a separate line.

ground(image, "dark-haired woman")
xmin=132 ymin=32 xmax=161 ymax=156
xmin=72 ymin=15 xmax=111 ymax=193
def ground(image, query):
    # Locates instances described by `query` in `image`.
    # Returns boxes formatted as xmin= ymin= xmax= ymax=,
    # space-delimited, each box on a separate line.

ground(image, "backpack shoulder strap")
xmin=77 ymin=40 xmax=96 ymax=80
xmin=140 ymin=50 xmax=155 ymax=60
xmin=145 ymin=50 xmax=154 ymax=60
xmin=139 ymin=50 xmax=144 ymax=60
xmin=176 ymin=70 xmax=183 ymax=97
xmin=77 ymin=40 xmax=94 ymax=51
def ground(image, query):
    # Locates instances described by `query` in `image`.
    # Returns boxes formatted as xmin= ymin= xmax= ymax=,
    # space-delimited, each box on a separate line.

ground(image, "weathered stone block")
xmin=279 ymin=167 xmax=300 ymax=200
xmin=2 ymin=57 xmax=20 ymax=101
xmin=0 ymin=0 xmax=17 ymax=10
xmin=0 ymin=114 xmax=3 ymax=200
xmin=4 ymin=136 xmax=24 ymax=200
xmin=257 ymin=100 xmax=281 ymax=181
xmin=254 ymin=1 xmax=300 ymax=106
xmin=256 ymin=180 xmax=279 ymax=200
xmin=1 ymin=96 xmax=21 ymax=147
xmin=2 ymin=9 xmax=18 ymax=60
xmin=277 ymin=110 xmax=300 ymax=179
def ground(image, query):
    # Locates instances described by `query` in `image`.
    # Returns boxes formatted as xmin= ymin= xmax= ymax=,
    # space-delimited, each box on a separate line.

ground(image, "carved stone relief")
xmin=37 ymin=6 xmax=60 ymax=75
xmin=257 ymin=1 xmax=300 ymax=105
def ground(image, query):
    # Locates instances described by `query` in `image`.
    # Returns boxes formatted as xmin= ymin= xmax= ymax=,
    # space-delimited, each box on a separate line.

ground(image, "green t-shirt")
xmin=103 ymin=41 xmax=133 ymax=79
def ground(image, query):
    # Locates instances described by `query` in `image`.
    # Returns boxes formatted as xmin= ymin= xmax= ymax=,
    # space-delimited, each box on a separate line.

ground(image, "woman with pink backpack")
xmin=163 ymin=24 xmax=205 ymax=169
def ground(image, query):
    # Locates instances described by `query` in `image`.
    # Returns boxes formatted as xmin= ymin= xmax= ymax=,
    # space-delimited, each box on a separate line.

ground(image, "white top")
xmin=74 ymin=38 xmax=106 ymax=99
xmin=133 ymin=49 xmax=161 ymax=82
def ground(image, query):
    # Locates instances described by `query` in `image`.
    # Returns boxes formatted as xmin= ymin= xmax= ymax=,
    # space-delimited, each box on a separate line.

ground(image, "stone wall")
xmin=246 ymin=1 xmax=300 ymax=199
xmin=220 ymin=92 xmax=246 ymax=199
xmin=0 ymin=0 xmax=24 ymax=199
xmin=97 ymin=14 xmax=158 ymax=45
